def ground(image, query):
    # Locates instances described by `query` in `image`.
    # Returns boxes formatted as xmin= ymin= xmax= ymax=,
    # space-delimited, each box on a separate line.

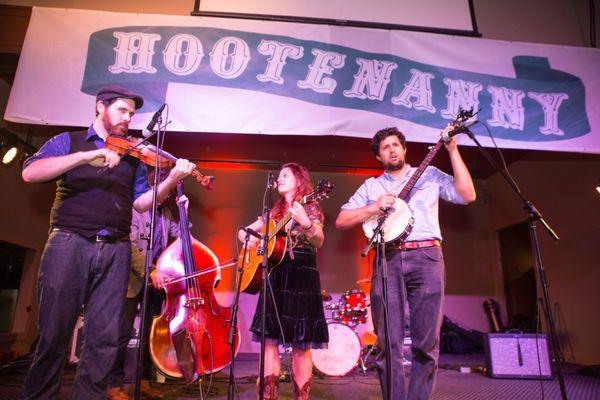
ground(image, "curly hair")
xmin=371 ymin=127 xmax=406 ymax=156
xmin=271 ymin=162 xmax=315 ymax=221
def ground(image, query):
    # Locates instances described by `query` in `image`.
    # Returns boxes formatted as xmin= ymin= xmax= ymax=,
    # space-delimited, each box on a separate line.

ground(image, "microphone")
xmin=239 ymin=226 xmax=263 ymax=240
xmin=142 ymin=103 xmax=167 ymax=138
xmin=267 ymin=172 xmax=277 ymax=189
xmin=441 ymin=119 xmax=478 ymax=141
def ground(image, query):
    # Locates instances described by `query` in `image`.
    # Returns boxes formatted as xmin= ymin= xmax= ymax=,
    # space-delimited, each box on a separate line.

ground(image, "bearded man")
xmin=21 ymin=86 xmax=194 ymax=399
xmin=335 ymin=127 xmax=476 ymax=400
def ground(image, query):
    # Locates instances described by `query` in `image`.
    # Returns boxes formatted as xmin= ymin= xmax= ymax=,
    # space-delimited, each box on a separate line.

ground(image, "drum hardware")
xmin=333 ymin=289 xmax=369 ymax=327
xmin=359 ymin=344 xmax=380 ymax=374
xmin=276 ymin=346 xmax=293 ymax=382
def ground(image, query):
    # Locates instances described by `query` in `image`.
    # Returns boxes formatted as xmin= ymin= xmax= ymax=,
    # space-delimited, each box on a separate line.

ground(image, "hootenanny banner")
xmin=5 ymin=7 xmax=600 ymax=153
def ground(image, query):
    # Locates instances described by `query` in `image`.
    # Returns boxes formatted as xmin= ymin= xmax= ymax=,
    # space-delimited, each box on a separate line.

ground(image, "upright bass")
xmin=149 ymin=183 xmax=240 ymax=383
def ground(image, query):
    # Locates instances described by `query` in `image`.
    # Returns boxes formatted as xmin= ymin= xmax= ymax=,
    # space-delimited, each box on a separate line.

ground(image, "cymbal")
xmin=356 ymin=278 xmax=371 ymax=284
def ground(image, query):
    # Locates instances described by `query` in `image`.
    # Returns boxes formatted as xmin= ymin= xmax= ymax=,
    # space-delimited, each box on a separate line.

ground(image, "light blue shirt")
xmin=340 ymin=165 xmax=467 ymax=241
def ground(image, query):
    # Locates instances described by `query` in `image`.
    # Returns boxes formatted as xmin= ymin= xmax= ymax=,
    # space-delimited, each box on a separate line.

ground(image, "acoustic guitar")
xmin=238 ymin=180 xmax=334 ymax=294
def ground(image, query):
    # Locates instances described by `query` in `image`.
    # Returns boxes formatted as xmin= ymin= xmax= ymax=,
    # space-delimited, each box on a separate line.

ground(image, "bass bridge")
xmin=185 ymin=297 xmax=205 ymax=309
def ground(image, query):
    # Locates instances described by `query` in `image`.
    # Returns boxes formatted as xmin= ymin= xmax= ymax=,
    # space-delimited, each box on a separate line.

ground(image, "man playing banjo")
xmin=335 ymin=126 xmax=476 ymax=400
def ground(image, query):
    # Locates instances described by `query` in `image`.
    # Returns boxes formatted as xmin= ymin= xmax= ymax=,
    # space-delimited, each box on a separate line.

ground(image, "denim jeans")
xmin=22 ymin=230 xmax=131 ymax=400
xmin=370 ymin=246 xmax=445 ymax=400
xmin=107 ymin=293 xmax=140 ymax=389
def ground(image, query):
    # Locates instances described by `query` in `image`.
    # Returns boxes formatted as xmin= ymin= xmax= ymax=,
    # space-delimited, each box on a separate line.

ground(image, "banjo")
xmin=362 ymin=109 xmax=474 ymax=244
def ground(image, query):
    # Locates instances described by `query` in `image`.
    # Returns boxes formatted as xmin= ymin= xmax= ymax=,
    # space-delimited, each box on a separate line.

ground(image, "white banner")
xmin=5 ymin=7 xmax=600 ymax=153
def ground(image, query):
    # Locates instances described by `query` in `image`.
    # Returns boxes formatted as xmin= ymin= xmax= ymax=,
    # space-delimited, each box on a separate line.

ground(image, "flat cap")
xmin=96 ymin=85 xmax=144 ymax=109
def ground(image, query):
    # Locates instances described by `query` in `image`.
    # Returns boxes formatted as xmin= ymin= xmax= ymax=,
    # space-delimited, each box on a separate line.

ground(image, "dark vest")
xmin=49 ymin=130 xmax=141 ymax=238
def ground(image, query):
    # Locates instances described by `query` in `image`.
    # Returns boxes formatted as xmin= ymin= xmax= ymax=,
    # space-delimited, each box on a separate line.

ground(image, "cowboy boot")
xmin=107 ymin=387 xmax=130 ymax=400
xmin=292 ymin=376 xmax=312 ymax=400
xmin=257 ymin=374 xmax=280 ymax=400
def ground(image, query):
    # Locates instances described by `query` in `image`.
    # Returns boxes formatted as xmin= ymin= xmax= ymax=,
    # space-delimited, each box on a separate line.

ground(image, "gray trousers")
xmin=22 ymin=230 xmax=131 ymax=400
xmin=370 ymin=246 xmax=445 ymax=400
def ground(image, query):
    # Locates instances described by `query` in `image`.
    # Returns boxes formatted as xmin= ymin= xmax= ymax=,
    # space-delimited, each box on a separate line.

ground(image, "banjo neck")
xmin=397 ymin=139 xmax=445 ymax=200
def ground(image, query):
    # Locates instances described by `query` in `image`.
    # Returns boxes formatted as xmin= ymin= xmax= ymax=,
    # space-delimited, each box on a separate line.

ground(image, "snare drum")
xmin=312 ymin=322 xmax=361 ymax=376
xmin=334 ymin=290 xmax=369 ymax=325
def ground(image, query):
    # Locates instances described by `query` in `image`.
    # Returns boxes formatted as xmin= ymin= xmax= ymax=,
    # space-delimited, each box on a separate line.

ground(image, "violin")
xmin=148 ymin=183 xmax=240 ymax=383
xmin=105 ymin=135 xmax=214 ymax=189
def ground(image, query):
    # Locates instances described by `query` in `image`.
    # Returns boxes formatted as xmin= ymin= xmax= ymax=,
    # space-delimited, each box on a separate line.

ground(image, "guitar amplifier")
xmin=484 ymin=333 xmax=552 ymax=379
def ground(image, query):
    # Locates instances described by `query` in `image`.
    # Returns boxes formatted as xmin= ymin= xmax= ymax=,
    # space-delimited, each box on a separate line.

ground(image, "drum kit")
xmin=311 ymin=288 xmax=377 ymax=377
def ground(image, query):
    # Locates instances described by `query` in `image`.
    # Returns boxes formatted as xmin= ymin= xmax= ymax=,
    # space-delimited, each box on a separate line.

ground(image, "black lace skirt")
xmin=250 ymin=249 xmax=329 ymax=350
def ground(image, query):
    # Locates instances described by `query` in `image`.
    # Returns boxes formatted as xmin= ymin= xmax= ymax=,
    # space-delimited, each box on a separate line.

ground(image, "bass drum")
xmin=312 ymin=322 xmax=361 ymax=377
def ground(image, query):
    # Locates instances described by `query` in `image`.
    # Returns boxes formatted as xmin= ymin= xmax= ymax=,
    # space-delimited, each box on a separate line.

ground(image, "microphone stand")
xmin=133 ymin=116 xmax=164 ymax=400
xmin=258 ymin=172 xmax=275 ymax=400
xmin=463 ymin=129 xmax=566 ymax=400
xmin=362 ymin=209 xmax=393 ymax=400
xmin=227 ymin=229 xmax=253 ymax=400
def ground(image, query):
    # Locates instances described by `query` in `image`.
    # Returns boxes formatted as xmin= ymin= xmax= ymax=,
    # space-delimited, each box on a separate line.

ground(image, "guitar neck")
xmin=269 ymin=213 xmax=292 ymax=240
xmin=398 ymin=139 xmax=444 ymax=200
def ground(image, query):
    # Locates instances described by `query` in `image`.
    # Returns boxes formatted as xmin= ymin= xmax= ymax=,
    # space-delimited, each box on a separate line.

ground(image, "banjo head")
xmin=362 ymin=198 xmax=413 ymax=243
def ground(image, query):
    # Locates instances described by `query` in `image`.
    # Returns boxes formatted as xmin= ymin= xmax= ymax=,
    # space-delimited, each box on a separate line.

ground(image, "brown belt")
xmin=386 ymin=239 xmax=441 ymax=251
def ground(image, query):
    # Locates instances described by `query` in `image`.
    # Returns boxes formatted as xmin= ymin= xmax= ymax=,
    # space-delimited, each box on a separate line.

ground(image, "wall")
xmin=0 ymin=158 xmax=497 ymax=354
xmin=0 ymin=0 xmax=598 ymax=46
xmin=174 ymin=166 xmax=500 ymax=351
xmin=485 ymin=157 xmax=600 ymax=365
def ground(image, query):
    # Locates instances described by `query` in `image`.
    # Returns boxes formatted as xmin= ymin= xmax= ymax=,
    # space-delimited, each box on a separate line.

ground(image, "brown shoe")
xmin=140 ymin=380 xmax=164 ymax=400
xmin=107 ymin=387 xmax=130 ymax=400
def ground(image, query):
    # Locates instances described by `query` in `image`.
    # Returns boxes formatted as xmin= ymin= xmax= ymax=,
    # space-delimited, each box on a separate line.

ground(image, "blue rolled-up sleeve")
xmin=22 ymin=132 xmax=70 ymax=170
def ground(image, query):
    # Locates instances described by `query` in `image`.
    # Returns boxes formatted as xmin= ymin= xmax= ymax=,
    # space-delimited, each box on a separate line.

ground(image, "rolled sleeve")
xmin=341 ymin=180 xmax=372 ymax=211
xmin=22 ymin=132 xmax=70 ymax=170
xmin=429 ymin=167 xmax=467 ymax=205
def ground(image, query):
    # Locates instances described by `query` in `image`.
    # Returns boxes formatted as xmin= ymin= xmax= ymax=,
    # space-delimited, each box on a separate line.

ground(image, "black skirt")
xmin=250 ymin=249 xmax=329 ymax=349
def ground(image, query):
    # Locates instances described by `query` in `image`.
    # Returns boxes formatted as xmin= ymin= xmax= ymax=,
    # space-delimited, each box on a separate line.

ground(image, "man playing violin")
xmin=335 ymin=127 xmax=476 ymax=400
xmin=21 ymin=86 xmax=194 ymax=399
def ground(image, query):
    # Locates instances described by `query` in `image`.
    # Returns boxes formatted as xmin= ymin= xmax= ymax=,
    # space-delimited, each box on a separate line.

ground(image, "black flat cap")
xmin=96 ymin=85 xmax=144 ymax=109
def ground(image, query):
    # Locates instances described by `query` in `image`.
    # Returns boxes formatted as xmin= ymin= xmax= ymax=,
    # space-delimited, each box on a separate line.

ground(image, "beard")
xmin=102 ymin=113 xmax=129 ymax=136
xmin=383 ymin=159 xmax=405 ymax=171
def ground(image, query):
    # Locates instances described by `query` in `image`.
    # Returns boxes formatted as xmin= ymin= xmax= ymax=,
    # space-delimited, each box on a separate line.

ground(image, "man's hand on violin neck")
xmin=167 ymin=158 xmax=195 ymax=182
xmin=84 ymin=148 xmax=121 ymax=168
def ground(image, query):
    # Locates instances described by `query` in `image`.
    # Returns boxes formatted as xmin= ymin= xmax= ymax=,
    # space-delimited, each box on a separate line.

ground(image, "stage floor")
xmin=0 ymin=354 xmax=598 ymax=399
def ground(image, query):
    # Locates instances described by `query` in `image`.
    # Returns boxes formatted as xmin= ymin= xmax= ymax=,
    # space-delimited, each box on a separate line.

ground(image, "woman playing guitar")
xmin=238 ymin=163 xmax=329 ymax=400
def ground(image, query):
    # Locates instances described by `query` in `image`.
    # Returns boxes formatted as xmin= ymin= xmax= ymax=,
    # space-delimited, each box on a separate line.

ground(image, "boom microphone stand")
xmin=133 ymin=116 xmax=165 ymax=400
xmin=258 ymin=172 xmax=275 ymax=400
xmin=362 ymin=209 xmax=393 ymax=400
xmin=462 ymin=128 xmax=567 ymax=400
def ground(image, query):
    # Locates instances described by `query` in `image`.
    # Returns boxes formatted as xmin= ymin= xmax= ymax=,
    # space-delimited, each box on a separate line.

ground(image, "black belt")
xmin=51 ymin=228 xmax=130 ymax=243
